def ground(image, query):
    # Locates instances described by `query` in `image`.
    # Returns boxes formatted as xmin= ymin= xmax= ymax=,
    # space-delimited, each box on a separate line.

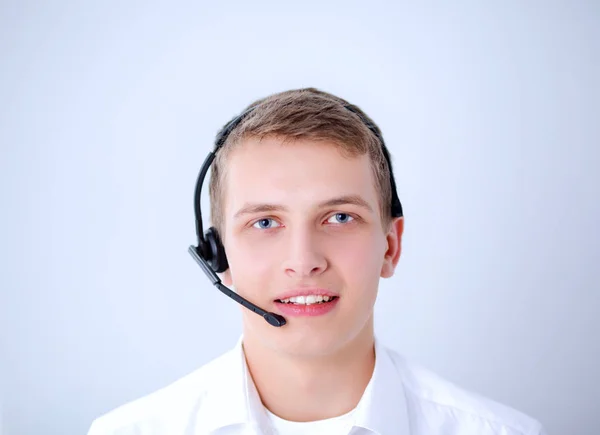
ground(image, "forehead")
xmin=222 ymin=137 xmax=379 ymax=217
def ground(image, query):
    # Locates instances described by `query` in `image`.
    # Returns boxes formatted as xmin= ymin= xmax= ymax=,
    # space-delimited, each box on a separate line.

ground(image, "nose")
xmin=281 ymin=226 xmax=328 ymax=278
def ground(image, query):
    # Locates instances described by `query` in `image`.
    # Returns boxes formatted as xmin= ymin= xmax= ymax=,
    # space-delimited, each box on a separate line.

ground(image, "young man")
xmin=88 ymin=88 xmax=547 ymax=434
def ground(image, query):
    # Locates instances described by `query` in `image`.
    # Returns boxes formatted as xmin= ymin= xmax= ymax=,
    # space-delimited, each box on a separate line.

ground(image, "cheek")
xmin=226 ymin=239 xmax=275 ymax=295
xmin=332 ymin=242 xmax=366 ymax=270
xmin=331 ymin=234 xmax=385 ymax=283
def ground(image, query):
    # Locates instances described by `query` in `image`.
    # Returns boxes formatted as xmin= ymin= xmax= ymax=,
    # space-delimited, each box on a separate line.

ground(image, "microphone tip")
xmin=264 ymin=313 xmax=286 ymax=327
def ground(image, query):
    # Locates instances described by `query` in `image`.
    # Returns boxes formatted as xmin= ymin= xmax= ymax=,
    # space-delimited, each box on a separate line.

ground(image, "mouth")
xmin=273 ymin=291 xmax=340 ymax=317
xmin=275 ymin=295 xmax=339 ymax=305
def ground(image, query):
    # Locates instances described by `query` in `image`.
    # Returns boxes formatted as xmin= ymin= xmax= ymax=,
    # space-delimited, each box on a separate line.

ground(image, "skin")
xmin=220 ymin=136 xmax=404 ymax=422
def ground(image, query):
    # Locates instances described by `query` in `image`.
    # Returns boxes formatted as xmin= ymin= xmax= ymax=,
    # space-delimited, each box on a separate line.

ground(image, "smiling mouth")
xmin=275 ymin=295 xmax=339 ymax=305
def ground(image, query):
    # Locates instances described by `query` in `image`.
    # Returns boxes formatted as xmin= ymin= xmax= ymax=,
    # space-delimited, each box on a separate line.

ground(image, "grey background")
xmin=1 ymin=1 xmax=598 ymax=434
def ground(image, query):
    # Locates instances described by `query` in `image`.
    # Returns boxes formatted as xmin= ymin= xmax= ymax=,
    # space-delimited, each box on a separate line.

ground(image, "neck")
xmin=242 ymin=322 xmax=376 ymax=422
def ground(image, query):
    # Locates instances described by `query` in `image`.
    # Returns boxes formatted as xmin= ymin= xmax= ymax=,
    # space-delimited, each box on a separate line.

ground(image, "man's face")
xmin=220 ymin=137 xmax=403 ymax=357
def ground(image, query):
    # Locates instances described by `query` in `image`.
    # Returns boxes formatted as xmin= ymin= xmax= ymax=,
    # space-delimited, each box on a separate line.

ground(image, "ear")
xmin=380 ymin=217 xmax=404 ymax=279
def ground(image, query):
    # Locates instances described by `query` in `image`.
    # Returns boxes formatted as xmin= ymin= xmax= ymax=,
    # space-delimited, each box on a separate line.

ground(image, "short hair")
xmin=208 ymin=87 xmax=394 ymax=237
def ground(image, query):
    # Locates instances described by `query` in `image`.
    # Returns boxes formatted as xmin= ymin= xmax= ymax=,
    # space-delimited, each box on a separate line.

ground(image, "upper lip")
xmin=274 ymin=288 xmax=339 ymax=301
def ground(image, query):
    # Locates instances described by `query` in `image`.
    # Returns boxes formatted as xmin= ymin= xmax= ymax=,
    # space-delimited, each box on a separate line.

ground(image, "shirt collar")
xmin=199 ymin=336 xmax=273 ymax=434
xmin=350 ymin=336 xmax=411 ymax=434
xmin=199 ymin=335 xmax=410 ymax=435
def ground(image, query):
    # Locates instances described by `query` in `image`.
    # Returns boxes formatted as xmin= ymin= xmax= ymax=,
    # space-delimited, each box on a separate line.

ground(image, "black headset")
xmin=188 ymin=102 xmax=403 ymax=327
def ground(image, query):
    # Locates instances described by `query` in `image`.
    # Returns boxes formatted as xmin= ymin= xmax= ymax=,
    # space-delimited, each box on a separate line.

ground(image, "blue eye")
xmin=252 ymin=218 xmax=281 ymax=229
xmin=252 ymin=214 xmax=354 ymax=229
xmin=327 ymin=213 xmax=354 ymax=224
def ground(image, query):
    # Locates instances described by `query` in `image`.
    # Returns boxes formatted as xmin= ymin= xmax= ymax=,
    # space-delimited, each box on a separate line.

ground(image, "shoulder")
xmin=383 ymin=346 xmax=545 ymax=435
xmin=87 ymin=349 xmax=232 ymax=435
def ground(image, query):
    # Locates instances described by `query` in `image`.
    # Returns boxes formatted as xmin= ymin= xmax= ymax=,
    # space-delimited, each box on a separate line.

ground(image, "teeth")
xmin=278 ymin=295 xmax=335 ymax=305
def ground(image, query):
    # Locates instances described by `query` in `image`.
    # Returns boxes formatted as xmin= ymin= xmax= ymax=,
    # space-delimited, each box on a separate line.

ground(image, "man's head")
xmin=208 ymin=88 xmax=404 ymax=357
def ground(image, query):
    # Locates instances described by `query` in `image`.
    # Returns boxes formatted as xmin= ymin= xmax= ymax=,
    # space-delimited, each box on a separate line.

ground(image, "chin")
xmin=277 ymin=337 xmax=339 ymax=358
xmin=243 ymin=309 xmax=373 ymax=357
xmin=273 ymin=324 xmax=356 ymax=357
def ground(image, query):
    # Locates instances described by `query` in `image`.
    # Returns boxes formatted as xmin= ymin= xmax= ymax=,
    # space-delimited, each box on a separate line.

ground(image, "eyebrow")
xmin=233 ymin=194 xmax=374 ymax=219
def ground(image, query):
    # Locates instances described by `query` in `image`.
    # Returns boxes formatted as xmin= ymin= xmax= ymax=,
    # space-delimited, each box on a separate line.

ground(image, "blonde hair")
xmin=208 ymin=88 xmax=394 ymax=236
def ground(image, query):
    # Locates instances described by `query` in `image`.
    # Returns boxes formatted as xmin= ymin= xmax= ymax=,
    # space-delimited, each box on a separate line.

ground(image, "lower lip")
xmin=274 ymin=298 xmax=339 ymax=317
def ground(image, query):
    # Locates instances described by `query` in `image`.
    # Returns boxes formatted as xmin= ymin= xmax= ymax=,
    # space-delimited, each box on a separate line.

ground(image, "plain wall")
xmin=1 ymin=1 xmax=598 ymax=434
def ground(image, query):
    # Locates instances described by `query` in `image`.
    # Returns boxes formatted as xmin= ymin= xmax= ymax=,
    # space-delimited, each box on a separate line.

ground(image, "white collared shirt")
xmin=265 ymin=406 xmax=356 ymax=434
xmin=87 ymin=337 xmax=547 ymax=435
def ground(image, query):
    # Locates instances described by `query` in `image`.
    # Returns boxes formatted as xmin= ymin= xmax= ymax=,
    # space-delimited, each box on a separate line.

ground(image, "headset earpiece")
xmin=203 ymin=227 xmax=229 ymax=273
